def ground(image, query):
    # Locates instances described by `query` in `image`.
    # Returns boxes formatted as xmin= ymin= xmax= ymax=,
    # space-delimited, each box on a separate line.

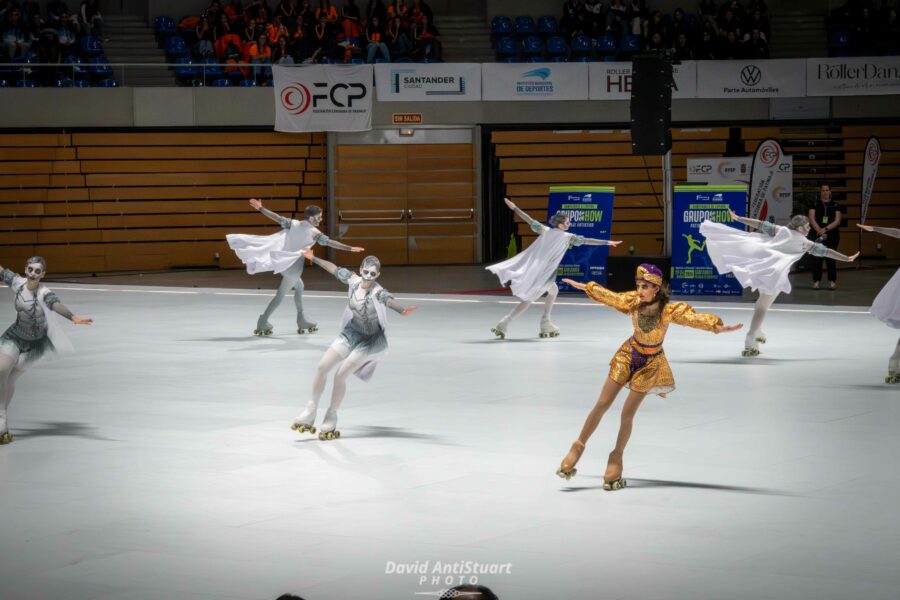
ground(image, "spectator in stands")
xmin=273 ymin=34 xmax=294 ymax=62
xmin=365 ymin=0 xmax=387 ymax=27
xmin=626 ymin=0 xmax=646 ymax=36
xmin=583 ymin=0 xmax=604 ymax=37
xmin=669 ymin=8 xmax=692 ymax=44
xmin=742 ymin=26 xmax=768 ymax=57
xmin=560 ymin=0 xmax=587 ymax=38
xmin=316 ymin=0 xmax=338 ymax=27
xmin=717 ymin=7 xmax=740 ymax=39
xmin=298 ymin=0 xmax=314 ymax=28
xmin=310 ymin=13 xmax=334 ymax=57
xmin=672 ymin=31 xmax=694 ymax=58
xmin=195 ymin=14 xmax=215 ymax=57
xmin=214 ymin=12 xmax=239 ymax=58
xmin=249 ymin=32 xmax=272 ymax=78
xmin=241 ymin=13 xmax=258 ymax=44
xmin=57 ymin=9 xmax=79 ymax=55
xmin=645 ymin=10 xmax=668 ymax=44
xmin=699 ymin=0 xmax=718 ymax=32
xmin=223 ymin=0 xmax=241 ymax=22
xmin=695 ymin=26 xmax=719 ymax=58
xmin=646 ymin=30 xmax=665 ymax=50
xmin=341 ymin=0 xmax=362 ymax=40
xmin=411 ymin=11 xmax=439 ymax=59
xmin=387 ymin=0 xmax=408 ymax=22
xmin=747 ymin=0 xmax=767 ymax=18
xmin=27 ymin=12 xmax=54 ymax=65
xmin=880 ymin=8 xmax=899 ymax=54
xmin=276 ymin=0 xmax=298 ymax=27
xmin=410 ymin=0 xmax=432 ymax=27
xmin=2 ymin=8 xmax=30 ymax=59
xmin=46 ymin=0 xmax=69 ymax=27
xmin=386 ymin=13 xmax=409 ymax=57
xmin=246 ymin=0 xmax=268 ymax=22
xmin=720 ymin=0 xmax=745 ymax=24
xmin=606 ymin=0 xmax=629 ymax=37
xmin=365 ymin=13 xmax=389 ymax=61
xmin=746 ymin=7 xmax=768 ymax=41
xmin=266 ymin=14 xmax=288 ymax=49
xmin=79 ymin=0 xmax=103 ymax=40
xmin=21 ymin=0 xmax=42 ymax=23
xmin=205 ymin=0 xmax=222 ymax=26
xmin=718 ymin=28 xmax=740 ymax=57
xmin=286 ymin=18 xmax=306 ymax=59
xmin=852 ymin=6 xmax=879 ymax=55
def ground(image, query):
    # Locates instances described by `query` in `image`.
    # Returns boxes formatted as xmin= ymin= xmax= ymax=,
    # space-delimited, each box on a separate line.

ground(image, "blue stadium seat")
xmin=80 ymin=36 xmax=103 ymax=56
xmin=63 ymin=54 xmax=87 ymax=77
xmin=16 ymin=79 xmax=37 ymax=87
xmin=97 ymin=78 xmax=119 ymax=87
xmin=375 ymin=58 xmax=390 ymax=63
xmin=514 ymin=15 xmax=537 ymax=36
xmin=154 ymin=16 xmax=177 ymax=36
xmin=350 ymin=58 xmax=365 ymax=64
xmin=526 ymin=56 xmax=545 ymax=63
xmin=90 ymin=57 xmax=113 ymax=77
xmin=602 ymin=54 xmax=618 ymax=62
xmin=546 ymin=35 xmax=568 ymax=57
xmin=491 ymin=15 xmax=512 ymax=36
xmin=684 ymin=13 xmax=699 ymax=30
xmin=239 ymin=78 xmax=257 ymax=86
xmin=165 ymin=35 xmax=189 ymax=58
xmin=597 ymin=35 xmax=617 ymax=55
xmin=828 ymin=29 xmax=850 ymax=49
xmin=53 ymin=76 xmax=73 ymax=87
xmin=571 ymin=34 xmax=593 ymax=56
xmin=537 ymin=15 xmax=558 ymax=36
xmin=73 ymin=79 xmax=92 ymax=87
xmin=174 ymin=57 xmax=199 ymax=78
xmin=553 ymin=56 xmax=569 ymax=62
xmin=502 ymin=56 xmax=522 ymax=63
xmin=496 ymin=35 xmax=518 ymax=59
xmin=620 ymin=34 xmax=641 ymax=53
xmin=0 ymin=79 xmax=9 ymax=87
xmin=422 ymin=58 xmax=440 ymax=63
xmin=211 ymin=78 xmax=232 ymax=86
xmin=522 ymin=35 xmax=543 ymax=56
xmin=201 ymin=57 xmax=223 ymax=78
xmin=574 ymin=55 xmax=592 ymax=62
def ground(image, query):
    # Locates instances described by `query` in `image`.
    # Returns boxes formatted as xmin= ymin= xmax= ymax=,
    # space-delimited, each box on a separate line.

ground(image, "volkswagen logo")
xmin=740 ymin=65 xmax=762 ymax=86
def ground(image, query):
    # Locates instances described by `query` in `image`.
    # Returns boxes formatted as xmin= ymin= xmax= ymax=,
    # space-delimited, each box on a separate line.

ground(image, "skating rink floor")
xmin=1 ymin=280 xmax=899 ymax=600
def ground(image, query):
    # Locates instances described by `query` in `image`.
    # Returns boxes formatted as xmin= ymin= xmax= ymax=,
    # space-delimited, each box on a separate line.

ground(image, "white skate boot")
xmin=0 ymin=410 xmax=11 ymax=445
xmin=754 ymin=330 xmax=767 ymax=344
xmin=297 ymin=315 xmax=318 ymax=335
xmin=887 ymin=353 xmax=900 ymax=384
xmin=291 ymin=401 xmax=318 ymax=434
xmin=491 ymin=318 xmax=509 ymax=340
xmin=742 ymin=332 xmax=760 ymax=357
xmin=318 ymin=408 xmax=341 ymax=440
xmin=539 ymin=316 xmax=560 ymax=338
xmin=253 ymin=314 xmax=273 ymax=336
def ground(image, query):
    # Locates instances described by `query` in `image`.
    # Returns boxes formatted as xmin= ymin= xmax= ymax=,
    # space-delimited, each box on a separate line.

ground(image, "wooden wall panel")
xmin=0 ymin=132 xmax=326 ymax=272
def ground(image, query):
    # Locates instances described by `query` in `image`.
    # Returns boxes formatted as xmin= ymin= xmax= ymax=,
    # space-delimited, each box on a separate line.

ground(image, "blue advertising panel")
xmin=672 ymin=185 xmax=747 ymax=296
xmin=547 ymin=186 xmax=615 ymax=291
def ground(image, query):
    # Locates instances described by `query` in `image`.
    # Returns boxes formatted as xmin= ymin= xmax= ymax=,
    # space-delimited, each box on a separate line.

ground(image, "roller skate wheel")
xmin=742 ymin=349 xmax=759 ymax=357
xmin=297 ymin=329 xmax=306 ymax=335
xmin=0 ymin=432 xmax=13 ymax=445
xmin=491 ymin=328 xmax=505 ymax=340
xmin=308 ymin=326 xmax=318 ymax=333
xmin=539 ymin=333 xmax=547 ymax=338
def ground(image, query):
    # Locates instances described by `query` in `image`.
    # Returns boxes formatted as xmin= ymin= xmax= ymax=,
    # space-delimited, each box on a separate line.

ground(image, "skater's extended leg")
xmin=604 ymin=388 xmax=646 ymax=490
xmin=257 ymin=263 xmax=301 ymax=334
xmin=744 ymin=292 xmax=777 ymax=354
xmin=292 ymin=269 xmax=317 ymax=333
xmin=293 ymin=347 xmax=345 ymax=432
xmin=889 ymin=336 xmax=900 ymax=382
xmin=540 ymin=283 xmax=560 ymax=337
xmin=0 ymin=353 xmax=22 ymax=444
xmin=492 ymin=299 xmax=532 ymax=338
xmin=557 ymin=377 xmax=623 ymax=479
xmin=319 ymin=350 xmax=367 ymax=440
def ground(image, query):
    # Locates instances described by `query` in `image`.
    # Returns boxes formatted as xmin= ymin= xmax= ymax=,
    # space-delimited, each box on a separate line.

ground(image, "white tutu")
xmin=226 ymin=220 xmax=318 ymax=275
xmin=699 ymin=220 xmax=807 ymax=296
xmin=871 ymin=268 xmax=900 ymax=329
xmin=486 ymin=227 xmax=573 ymax=302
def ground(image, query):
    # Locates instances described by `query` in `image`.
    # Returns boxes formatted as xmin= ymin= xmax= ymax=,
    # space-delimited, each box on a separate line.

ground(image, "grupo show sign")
xmin=807 ymin=57 xmax=900 ymax=96
xmin=696 ymin=59 xmax=805 ymax=98
xmin=671 ymin=185 xmax=747 ymax=296
xmin=546 ymin=186 xmax=615 ymax=290
xmin=482 ymin=63 xmax=589 ymax=101
xmin=375 ymin=63 xmax=482 ymax=101
xmin=273 ymin=64 xmax=373 ymax=132
xmin=589 ymin=61 xmax=698 ymax=100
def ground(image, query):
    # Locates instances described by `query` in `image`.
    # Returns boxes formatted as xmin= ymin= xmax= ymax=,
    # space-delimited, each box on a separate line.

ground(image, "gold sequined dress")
xmin=584 ymin=282 xmax=724 ymax=396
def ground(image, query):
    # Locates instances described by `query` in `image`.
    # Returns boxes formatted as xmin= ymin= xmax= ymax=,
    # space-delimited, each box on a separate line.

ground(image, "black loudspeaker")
xmin=630 ymin=55 xmax=673 ymax=156
xmin=606 ymin=256 xmax=672 ymax=292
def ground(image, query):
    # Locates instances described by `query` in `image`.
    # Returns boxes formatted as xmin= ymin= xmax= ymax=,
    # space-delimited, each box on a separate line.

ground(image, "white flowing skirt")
xmin=700 ymin=221 xmax=806 ymax=296
xmin=872 ymin=268 xmax=900 ymax=329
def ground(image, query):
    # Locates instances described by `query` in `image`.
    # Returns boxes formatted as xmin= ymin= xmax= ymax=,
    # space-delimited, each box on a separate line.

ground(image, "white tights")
xmin=502 ymin=283 xmax=559 ymax=325
xmin=310 ymin=346 xmax=367 ymax=415
xmin=747 ymin=292 xmax=778 ymax=342
xmin=0 ymin=353 xmax=27 ymax=433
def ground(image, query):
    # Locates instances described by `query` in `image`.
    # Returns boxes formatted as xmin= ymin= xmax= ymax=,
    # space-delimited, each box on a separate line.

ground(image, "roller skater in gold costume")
xmin=556 ymin=264 xmax=742 ymax=490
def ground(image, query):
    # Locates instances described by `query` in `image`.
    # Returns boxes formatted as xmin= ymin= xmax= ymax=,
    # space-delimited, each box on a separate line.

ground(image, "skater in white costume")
xmin=486 ymin=198 xmax=621 ymax=339
xmin=226 ymin=198 xmax=364 ymax=336
xmin=291 ymin=248 xmax=416 ymax=440
xmin=857 ymin=224 xmax=900 ymax=383
xmin=700 ymin=210 xmax=858 ymax=356
xmin=0 ymin=258 xmax=93 ymax=445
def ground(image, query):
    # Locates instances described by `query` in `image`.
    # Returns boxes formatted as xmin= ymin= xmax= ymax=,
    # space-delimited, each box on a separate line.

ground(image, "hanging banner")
xmin=748 ymin=138 xmax=791 ymax=222
xmin=861 ymin=136 xmax=881 ymax=224
xmin=672 ymin=185 xmax=747 ymax=296
xmin=375 ymin=63 xmax=481 ymax=101
xmin=589 ymin=60 xmax=697 ymax=100
xmin=689 ymin=153 xmax=793 ymax=225
xmin=696 ymin=59 xmax=805 ymax=98
xmin=547 ymin=186 xmax=615 ymax=290
xmin=482 ymin=63 xmax=589 ymax=101
xmin=273 ymin=64 xmax=373 ymax=132
xmin=806 ymin=57 xmax=900 ymax=96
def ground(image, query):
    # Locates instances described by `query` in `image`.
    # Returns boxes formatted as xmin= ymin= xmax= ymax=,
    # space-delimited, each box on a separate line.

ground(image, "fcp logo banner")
xmin=273 ymin=64 xmax=373 ymax=132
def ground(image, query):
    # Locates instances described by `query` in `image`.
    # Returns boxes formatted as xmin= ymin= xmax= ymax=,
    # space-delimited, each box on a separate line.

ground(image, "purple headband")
xmin=636 ymin=263 xmax=663 ymax=286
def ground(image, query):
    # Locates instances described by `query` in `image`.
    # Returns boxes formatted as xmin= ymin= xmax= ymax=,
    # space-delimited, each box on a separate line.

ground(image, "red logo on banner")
xmin=867 ymin=141 xmax=881 ymax=165
xmin=281 ymin=83 xmax=312 ymax=115
xmin=759 ymin=141 xmax=780 ymax=168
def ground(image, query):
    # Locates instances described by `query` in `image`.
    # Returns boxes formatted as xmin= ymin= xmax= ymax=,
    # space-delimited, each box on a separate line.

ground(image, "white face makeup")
xmin=360 ymin=265 xmax=380 ymax=281
xmin=309 ymin=213 xmax=324 ymax=227
xmin=25 ymin=261 xmax=45 ymax=281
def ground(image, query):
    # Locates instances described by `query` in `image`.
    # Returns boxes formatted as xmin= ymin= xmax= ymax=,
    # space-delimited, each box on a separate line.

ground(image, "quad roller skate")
xmin=491 ymin=319 xmax=509 ymax=340
xmin=741 ymin=332 xmax=760 ymax=357
xmin=886 ymin=373 xmax=900 ymax=384
xmin=555 ymin=440 xmax=585 ymax=480
xmin=297 ymin=316 xmax=318 ymax=335
xmin=754 ymin=330 xmax=767 ymax=344
xmin=290 ymin=401 xmax=318 ymax=434
xmin=602 ymin=450 xmax=627 ymax=491
xmin=317 ymin=409 xmax=340 ymax=440
xmin=539 ymin=317 xmax=560 ymax=338
xmin=0 ymin=413 xmax=10 ymax=445
xmin=253 ymin=315 xmax=273 ymax=336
